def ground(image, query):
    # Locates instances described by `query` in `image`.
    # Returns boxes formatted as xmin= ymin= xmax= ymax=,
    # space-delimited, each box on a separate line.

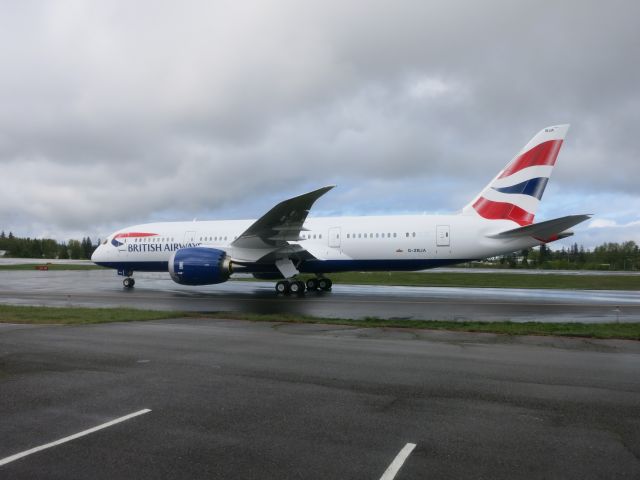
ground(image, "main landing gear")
xmin=275 ymin=277 xmax=333 ymax=295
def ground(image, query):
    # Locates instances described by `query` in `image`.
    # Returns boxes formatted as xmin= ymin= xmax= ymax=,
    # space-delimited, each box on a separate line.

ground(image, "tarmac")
xmin=1 ymin=269 xmax=640 ymax=478
xmin=1 ymin=318 xmax=639 ymax=479
xmin=0 ymin=269 xmax=639 ymax=322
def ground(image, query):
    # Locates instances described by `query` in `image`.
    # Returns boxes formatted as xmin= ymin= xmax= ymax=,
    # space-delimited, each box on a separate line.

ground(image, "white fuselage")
xmin=92 ymin=214 xmax=540 ymax=274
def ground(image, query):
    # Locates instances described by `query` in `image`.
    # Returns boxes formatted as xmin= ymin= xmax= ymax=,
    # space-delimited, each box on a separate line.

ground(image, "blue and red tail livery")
xmin=463 ymin=125 xmax=569 ymax=226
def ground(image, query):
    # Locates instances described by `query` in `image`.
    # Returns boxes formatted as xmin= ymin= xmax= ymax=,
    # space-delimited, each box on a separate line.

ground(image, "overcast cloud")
xmin=0 ymin=0 xmax=638 ymax=248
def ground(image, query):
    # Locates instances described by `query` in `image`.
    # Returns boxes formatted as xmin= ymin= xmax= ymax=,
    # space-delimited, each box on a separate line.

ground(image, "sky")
xmin=0 ymin=0 xmax=638 ymax=249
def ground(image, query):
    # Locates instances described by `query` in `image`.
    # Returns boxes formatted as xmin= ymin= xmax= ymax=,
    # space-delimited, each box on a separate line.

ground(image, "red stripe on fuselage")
xmin=499 ymin=139 xmax=563 ymax=179
xmin=473 ymin=197 xmax=534 ymax=226
xmin=114 ymin=232 xmax=158 ymax=239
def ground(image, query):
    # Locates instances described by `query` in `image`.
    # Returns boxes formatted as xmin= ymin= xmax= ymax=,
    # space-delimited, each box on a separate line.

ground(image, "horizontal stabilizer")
xmin=488 ymin=214 xmax=592 ymax=242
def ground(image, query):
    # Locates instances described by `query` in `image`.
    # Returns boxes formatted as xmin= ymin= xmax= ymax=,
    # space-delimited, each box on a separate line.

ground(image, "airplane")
xmin=92 ymin=124 xmax=590 ymax=294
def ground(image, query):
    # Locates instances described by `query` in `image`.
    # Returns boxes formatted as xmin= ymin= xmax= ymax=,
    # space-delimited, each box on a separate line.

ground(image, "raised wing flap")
xmin=231 ymin=185 xmax=334 ymax=249
xmin=488 ymin=214 xmax=592 ymax=241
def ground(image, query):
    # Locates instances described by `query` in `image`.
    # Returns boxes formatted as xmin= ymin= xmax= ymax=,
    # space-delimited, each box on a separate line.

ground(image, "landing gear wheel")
xmin=318 ymin=278 xmax=332 ymax=291
xmin=306 ymin=278 xmax=319 ymax=291
xmin=123 ymin=277 xmax=135 ymax=289
xmin=290 ymin=280 xmax=305 ymax=295
xmin=275 ymin=280 xmax=290 ymax=295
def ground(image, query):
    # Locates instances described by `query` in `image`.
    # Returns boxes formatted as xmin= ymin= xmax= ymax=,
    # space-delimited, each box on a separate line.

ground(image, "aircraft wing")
xmin=231 ymin=185 xmax=335 ymax=250
xmin=488 ymin=214 xmax=592 ymax=242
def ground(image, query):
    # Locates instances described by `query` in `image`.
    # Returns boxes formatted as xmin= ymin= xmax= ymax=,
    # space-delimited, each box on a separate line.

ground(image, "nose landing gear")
xmin=123 ymin=277 xmax=135 ymax=289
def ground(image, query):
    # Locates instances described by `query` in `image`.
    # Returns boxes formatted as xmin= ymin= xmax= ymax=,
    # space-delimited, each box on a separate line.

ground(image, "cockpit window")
xmin=102 ymin=239 xmax=108 ymax=245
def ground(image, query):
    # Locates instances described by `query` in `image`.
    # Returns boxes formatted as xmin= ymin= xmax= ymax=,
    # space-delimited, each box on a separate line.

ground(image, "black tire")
xmin=275 ymin=280 xmax=290 ymax=295
xmin=123 ymin=277 xmax=134 ymax=289
xmin=318 ymin=278 xmax=332 ymax=291
xmin=306 ymin=278 xmax=318 ymax=291
xmin=290 ymin=280 xmax=305 ymax=295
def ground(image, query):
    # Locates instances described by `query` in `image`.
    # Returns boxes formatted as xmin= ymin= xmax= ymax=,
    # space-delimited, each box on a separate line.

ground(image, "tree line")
xmin=493 ymin=241 xmax=640 ymax=271
xmin=1 ymin=230 xmax=638 ymax=270
xmin=0 ymin=231 xmax=97 ymax=260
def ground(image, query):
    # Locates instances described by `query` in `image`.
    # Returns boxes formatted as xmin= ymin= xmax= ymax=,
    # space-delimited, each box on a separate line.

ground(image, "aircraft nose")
xmin=91 ymin=246 xmax=101 ymax=263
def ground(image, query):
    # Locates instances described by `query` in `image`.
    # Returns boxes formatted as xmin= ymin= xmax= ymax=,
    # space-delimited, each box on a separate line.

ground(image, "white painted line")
xmin=379 ymin=442 xmax=417 ymax=480
xmin=0 ymin=409 xmax=151 ymax=467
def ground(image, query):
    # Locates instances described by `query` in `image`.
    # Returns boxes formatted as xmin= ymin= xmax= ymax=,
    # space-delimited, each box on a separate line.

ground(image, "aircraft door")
xmin=328 ymin=227 xmax=341 ymax=248
xmin=184 ymin=231 xmax=196 ymax=244
xmin=436 ymin=225 xmax=450 ymax=247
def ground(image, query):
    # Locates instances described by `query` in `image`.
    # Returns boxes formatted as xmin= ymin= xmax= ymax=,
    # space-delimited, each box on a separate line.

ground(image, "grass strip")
xmin=0 ymin=305 xmax=182 ymax=324
xmin=0 ymin=264 xmax=105 ymax=271
xmin=323 ymin=271 xmax=640 ymax=290
xmin=0 ymin=305 xmax=638 ymax=340
xmin=200 ymin=312 xmax=640 ymax=340
xmin=1 ymin=264 xmax=638 ymax=289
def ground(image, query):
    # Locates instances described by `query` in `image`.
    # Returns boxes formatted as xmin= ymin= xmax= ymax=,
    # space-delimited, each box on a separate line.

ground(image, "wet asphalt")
xmin=1 ymin=318 xmax=639 ymax=479
xmin=0 ymin=270 xmax=639 ymax=323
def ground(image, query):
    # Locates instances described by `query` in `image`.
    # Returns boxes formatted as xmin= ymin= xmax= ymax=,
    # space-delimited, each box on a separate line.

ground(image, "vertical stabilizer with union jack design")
xmin=462 ymin=124 xmax=570 ymax=226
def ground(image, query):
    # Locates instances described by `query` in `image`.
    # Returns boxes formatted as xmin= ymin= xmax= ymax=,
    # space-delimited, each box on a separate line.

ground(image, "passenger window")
xmin=393 ymin=233 xmax=397 ymax=238
xmin=412 ymin=232 xmax=416 ymax=237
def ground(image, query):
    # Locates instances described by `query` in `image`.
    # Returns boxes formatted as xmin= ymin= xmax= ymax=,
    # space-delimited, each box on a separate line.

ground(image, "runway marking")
xmin=379 ymin=442 xmax=416 ymax=480
xmin=0 ymin=409 xmax=151 ymax=467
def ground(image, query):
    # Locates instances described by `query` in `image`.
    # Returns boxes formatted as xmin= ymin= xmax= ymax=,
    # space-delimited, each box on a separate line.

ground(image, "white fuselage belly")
xmin=92 ymin=214 xmax=541 ymax=273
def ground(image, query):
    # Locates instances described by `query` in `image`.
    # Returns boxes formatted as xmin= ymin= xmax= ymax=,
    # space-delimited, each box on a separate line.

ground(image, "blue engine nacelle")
xmin=168 ymin=247 xmax=232 ymax=286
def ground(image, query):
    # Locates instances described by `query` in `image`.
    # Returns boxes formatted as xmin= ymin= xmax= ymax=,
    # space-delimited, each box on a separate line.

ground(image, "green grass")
xmin=320 ymin=271 xmax=640 ymax=290
xmin=202 ymin=312 xmax=640 ymax=340
xmin=2 ymin=264 xmax=637 ymax=289
xmin=0 ymin=305 xmax=182 ymax=324
xmin=0 ymin=263 xmax=105 ymax=271
xmin=1 ymin=305 xmax=638 ymax=340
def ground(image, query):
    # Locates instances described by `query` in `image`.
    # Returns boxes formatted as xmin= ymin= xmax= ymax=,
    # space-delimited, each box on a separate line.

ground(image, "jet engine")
xmin=169 ymin=247 xmax=232 ymax=285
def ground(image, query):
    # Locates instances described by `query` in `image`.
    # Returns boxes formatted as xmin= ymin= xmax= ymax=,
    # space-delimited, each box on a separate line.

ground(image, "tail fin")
xmin=462 ymin=124 xmax=570 ymax=226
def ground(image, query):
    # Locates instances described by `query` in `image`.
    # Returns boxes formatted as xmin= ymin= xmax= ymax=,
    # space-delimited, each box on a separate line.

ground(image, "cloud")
xmin=589 ymin=218 xmax=640 ymax=229
xmin=0 ymin=0 xmax=638 ymax=247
